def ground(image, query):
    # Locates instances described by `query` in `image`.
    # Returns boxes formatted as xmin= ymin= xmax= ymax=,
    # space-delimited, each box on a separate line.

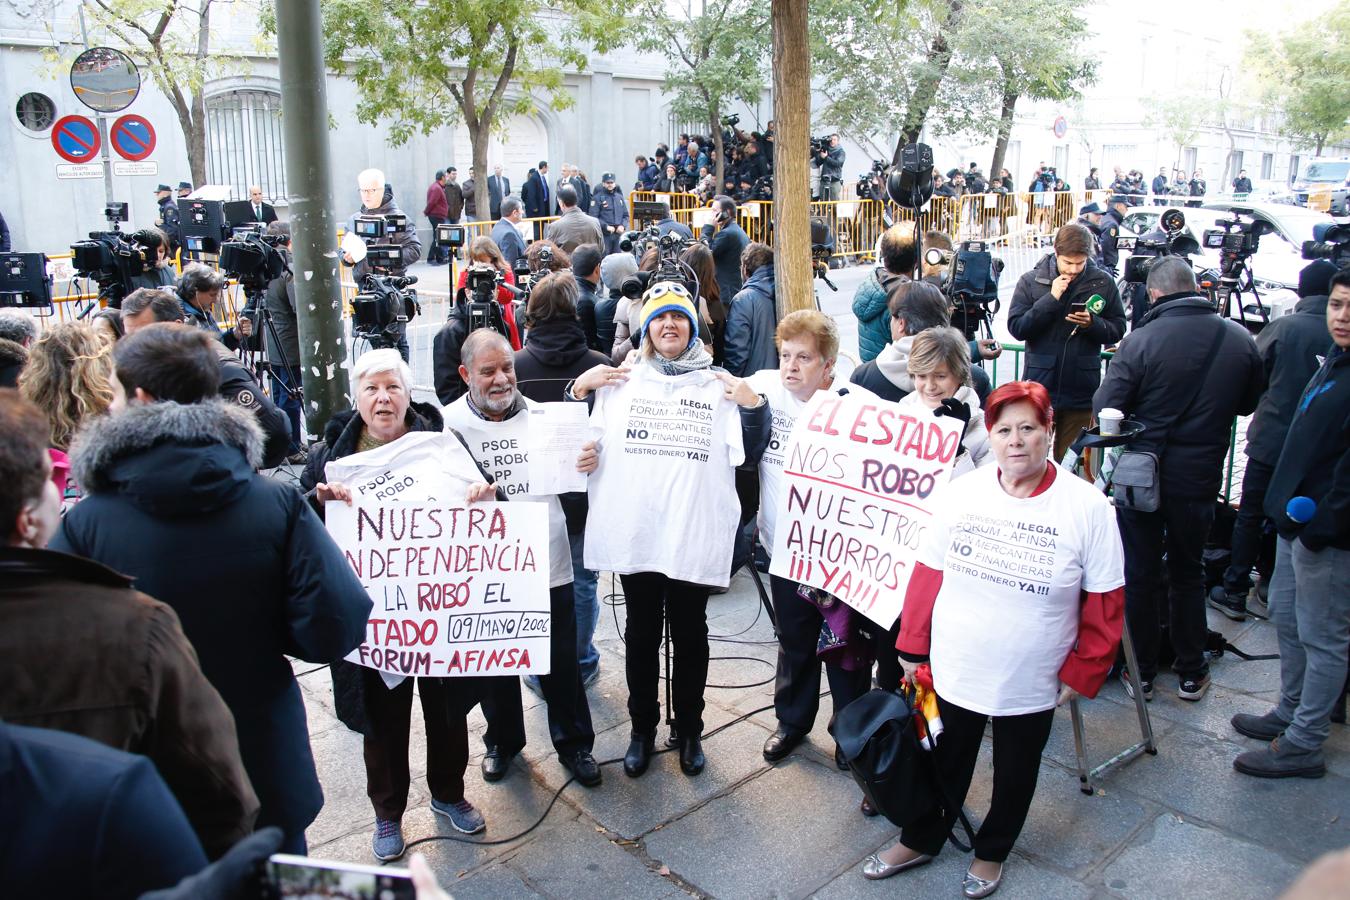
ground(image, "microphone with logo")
xmin=1070 ymin=293 xmax=1105 ymax=337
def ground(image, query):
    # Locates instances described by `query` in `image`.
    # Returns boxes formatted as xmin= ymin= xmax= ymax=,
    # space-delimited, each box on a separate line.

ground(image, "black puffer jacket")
xmin=1244 ymin=294 xmax=1332 ymax=465
xmin=1093 ymin=295 xmax=1265 ymax=501
xmin=514 ymin=318 xmax=611 ymax=404
xmin=1007 ymin=253 xmax=1127 ymax=411
xmin=49 ymin=399 xmax=371 ymax=839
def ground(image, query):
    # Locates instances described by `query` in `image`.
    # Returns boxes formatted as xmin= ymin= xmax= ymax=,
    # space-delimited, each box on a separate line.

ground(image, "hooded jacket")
xmin=49 ymin=399 xmax=372 ymax=839
xmin=1093 ymin=295 xmax=1265 ymax=501
xmin=1264 ymin=345 xmax=1350 ymax=551
xmin=848 ymin=334 xmax=918 ymax=402
xmin=851 ymin=268 xmax=904 ymax=363
xmin=1008 ymin=253 xmax=1127 ymax=410
xmin=515 ymin=318 xmax=611 ymax=404
xmin=1244 ymin=294 xmax=1332 ymax=465
xmin=0 ymin=546 xmax=258 ymax=860
xmin=724 ymin=263 xmax=778 ymax=377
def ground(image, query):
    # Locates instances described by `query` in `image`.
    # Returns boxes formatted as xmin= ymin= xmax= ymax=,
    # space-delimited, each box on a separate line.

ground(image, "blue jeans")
xmin=269 ymin=364 xmax=304 ymax=453
xmin=571 ymin=531 xmax=600 ymax=681
xmin=1271 ymin=537 xmax=1350 ymax=751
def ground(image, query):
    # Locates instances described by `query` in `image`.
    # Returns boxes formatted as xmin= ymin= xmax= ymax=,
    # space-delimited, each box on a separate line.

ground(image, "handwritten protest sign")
xmin=324 ymin=432 xmax=552 ymax=677
xmin=768 ymin=389 xmax=962 ymax=628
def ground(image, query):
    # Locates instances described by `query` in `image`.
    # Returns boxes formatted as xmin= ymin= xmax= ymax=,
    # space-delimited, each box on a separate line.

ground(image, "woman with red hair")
xmin=863 ymin=381 xmax=1125 ymax=898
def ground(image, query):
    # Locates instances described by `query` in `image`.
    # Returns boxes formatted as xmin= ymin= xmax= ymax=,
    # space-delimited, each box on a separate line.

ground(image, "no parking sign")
xmin=51 ymin=115 xmax=100 ymax=163
xmin=110 ymin=114 xmax=156 ymax=161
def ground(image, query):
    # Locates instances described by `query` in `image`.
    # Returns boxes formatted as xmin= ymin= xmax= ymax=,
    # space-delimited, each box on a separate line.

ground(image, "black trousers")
xmin=901 ymin=696 xmax=1054 ymax=862
xmin=479 ymin=583 xmax=595 ymax=758
xmin=426 ymin=215 xmax=447 ymax=262
xmin=1118 ymin=498 xmax=1216 ymax=680
xmin=770 ymin=574 xmax=870 ymax=733
xmin=1224 ymin=457 xmax=1275 ymax=595
xmin=874 ymin=617 xmax=905 ymax=692
xmin=620 ymin=572 xmax=711 ymax=736
xmin=360 ymin=670 xmax=467 ymax=821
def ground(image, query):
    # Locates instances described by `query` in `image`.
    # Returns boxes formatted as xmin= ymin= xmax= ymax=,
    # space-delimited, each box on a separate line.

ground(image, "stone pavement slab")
xmin=810 ymin=843 xmax=1095 ymax=900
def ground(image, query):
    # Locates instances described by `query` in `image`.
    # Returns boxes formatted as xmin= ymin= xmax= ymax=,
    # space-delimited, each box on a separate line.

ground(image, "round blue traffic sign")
xmin=51 ymin=114 xmax=100 ymax=163
xmin=111 ymin=114 xmax=156 ymax=161
xmin=1053 ymin=116 xmax=1068 ymax=139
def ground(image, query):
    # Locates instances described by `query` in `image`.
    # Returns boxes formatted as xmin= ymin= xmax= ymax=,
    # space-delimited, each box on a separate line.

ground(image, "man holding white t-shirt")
xmin=443 ymin=330 xmax=600 ymax=788
xmin=747 ymin=311 xmax=873 ymax=769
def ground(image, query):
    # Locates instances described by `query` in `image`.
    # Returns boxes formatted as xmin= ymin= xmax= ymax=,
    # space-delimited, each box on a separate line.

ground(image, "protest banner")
xmin=768 ymin=389 xmax=963 ymax=628
xmin=323 ymin=432 xmax=552 ymax=677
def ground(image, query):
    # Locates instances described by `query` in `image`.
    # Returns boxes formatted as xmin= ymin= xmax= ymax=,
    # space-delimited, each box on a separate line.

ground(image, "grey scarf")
xmin=648 ymin=341 xmax=713 ymax=376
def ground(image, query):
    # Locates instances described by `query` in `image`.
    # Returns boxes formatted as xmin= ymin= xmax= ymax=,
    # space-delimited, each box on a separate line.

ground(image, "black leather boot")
xmin=679 ymin=734 xmax=705 ymax=776
xmin=624 ymin=731 xmax=656 ymax=778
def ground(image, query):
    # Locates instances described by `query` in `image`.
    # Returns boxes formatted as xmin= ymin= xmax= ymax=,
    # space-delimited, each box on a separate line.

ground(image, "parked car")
xmin=1291 ymin=157 xmax=1350 ymax=206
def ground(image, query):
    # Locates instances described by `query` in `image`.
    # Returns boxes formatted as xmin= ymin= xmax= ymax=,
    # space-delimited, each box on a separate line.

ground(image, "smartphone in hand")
xmin=264 ymin=855 xmax=415 ymax=899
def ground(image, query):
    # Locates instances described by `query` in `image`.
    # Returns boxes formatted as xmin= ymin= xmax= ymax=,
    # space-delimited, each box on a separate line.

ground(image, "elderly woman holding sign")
xmin=300 ymin=349 xmax=495 ymax=862
xmin=570 ymin=280 xmax=770 ymax=778
xmin=742 ymin=310 xmax=874 ymax=767
xmin=861 ymin=381 xmax=1123 ymax=897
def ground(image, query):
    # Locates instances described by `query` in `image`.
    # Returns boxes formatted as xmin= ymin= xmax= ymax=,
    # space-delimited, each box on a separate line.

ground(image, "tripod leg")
xmin=1120 ymin=621 xmax=1158 ymax=753
xmin=1069 ymin=696 xmax=1093 ymax=795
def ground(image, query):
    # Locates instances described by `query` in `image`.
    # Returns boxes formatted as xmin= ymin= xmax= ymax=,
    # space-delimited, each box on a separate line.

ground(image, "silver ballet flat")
xmin=962 ymin=864 xmax=1004 ymax=898
xmin=861 ymin=850 xmax=933 ymax=880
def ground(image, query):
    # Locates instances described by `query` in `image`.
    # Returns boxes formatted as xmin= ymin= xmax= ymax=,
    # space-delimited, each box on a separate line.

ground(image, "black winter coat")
xmin=50 ymin=399 xmax=372 ymax=839
xmin=1264 ymin=346 xmax=1350 ymax=551
xmin=1244 ymin=294 xmax=1332 ymax=465
xmin=1008 ymin=253 xmax=1126 ymax=411
xmin=577 ymin=277 xmax=601 ymax=350
xmin=431 ymin=298 xmax=523 ymax=406
xmin=705 ymin=221 xmax=749 ymax=305
xmin=1093 ymin=295 xmax=1265 ymax=501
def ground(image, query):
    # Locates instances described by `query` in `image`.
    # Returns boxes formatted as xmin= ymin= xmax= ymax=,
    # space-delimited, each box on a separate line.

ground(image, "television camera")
xmin=0 ymin=253 xmax=53 ymax=309
xmin=1123 ymin=208 xmax=1202 ymax=284
xmin=1202 ymin=209 xmax=1272 ymax=327
xmin=1302 ymin=222 xmax=1350 ymax=268
xmin=924 ymin=240 xmax=1005 ymax=340
xmin=349 ymin=213 xmax=419 ymax=349
xmin=181 ymin=200 xmax=230 ymax=254
xmin=68 ymin=202 xmax=149 ymax=309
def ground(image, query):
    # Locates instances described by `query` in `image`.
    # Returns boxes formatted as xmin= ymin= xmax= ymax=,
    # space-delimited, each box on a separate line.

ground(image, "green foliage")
xmin=305 ymin=0 xmax=629 ymax=145
xmin=1146 ymin=95 xmax=1212 ymax=160
xmin=1247 ymin=5 xmax=1350 ymax=153
xmin=634 ymin=0 xmax=768 ymax=126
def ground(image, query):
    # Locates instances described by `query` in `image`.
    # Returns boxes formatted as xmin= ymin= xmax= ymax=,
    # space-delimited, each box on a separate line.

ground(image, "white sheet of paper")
xmin=526 ymin=403 xmax=589 ymax=495
xmin=341 ymin=231 xmax=367 ymax=263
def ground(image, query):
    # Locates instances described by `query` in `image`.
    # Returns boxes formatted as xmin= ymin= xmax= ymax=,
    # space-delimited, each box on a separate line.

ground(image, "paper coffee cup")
xmin=1099 ymin=408 xmax=1124 ymax=436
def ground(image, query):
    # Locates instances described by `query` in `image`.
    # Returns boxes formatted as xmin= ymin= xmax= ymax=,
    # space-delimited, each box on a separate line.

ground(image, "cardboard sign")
xmin=768 ymin=390 xmax=963 ymax=628
xmin=324 ymin=432 xmax=552 ymax=677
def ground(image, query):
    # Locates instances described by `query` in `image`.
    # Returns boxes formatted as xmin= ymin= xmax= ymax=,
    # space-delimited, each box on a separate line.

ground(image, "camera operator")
xmin=702 ymin=195 xmax=750 ymax=304
xmin=655 ymin=202 xmax=694 ymax=240
xmin=591 ymin=173 xmax=630 ymax=255
xmin=1008 ymin=223 xmax=1127 ymax=463
xmin=127 ymin=227 xmax=178 ymax=292
xmin=122 ymin=288 xmax=291 ymax=471
xmin=1093 ymin=258 xmax=1264 ymax=703
xmin=738 ymin=142 xmax=769 ymax=197
xmin=812 ymin=134 xmax=845 ymax=201
xmin=344 ymin=168 xmax=422 ymax=361
xmin=243 ymin=222 xmax=306 ymax=460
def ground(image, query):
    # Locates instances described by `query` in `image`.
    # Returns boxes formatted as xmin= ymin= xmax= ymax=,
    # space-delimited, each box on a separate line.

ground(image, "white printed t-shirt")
xmin=921 ymin=464 xmax=1124 ymax=716
xmin=744 ymin=368 xmax=832 ymax=556
xmin=442 ymin=396 xmax=573 ymax=589
xmin=584 ymin=363 xmax=745 ymax=588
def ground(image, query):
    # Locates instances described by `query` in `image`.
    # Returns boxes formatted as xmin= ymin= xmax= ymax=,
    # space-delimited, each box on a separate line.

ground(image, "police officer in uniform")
xmin=1098 ymin=196 xmax=1127 ymax=275
xmin=590 ymin=173 xmax=630 ymax=255
xmin=154 ymin=184 xmax=181 ymax=258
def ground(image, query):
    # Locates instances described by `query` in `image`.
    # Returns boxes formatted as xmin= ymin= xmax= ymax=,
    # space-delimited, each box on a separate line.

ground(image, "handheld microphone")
xmin=1070 ymin=294 xmax=1103 ymax=337
xmin=1286 ymin=496 xmax=1316 ymax=524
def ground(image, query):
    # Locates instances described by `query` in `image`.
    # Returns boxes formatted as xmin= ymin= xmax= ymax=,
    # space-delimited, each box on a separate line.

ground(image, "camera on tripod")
xmin=1124 ymin=208 xmax=1202 ymax=284
xmin=353 ymin=214 xmax=412 ymax=273
xmin=463 ymin=262 xmax=508 ymax=334
xmin=1202 ymin=212 xmax=1267 ymax=259
xmin=434 ymin=223 xmax=466 ymax=251
xmin=218 ymin=230 xmax=287 ymax=292
xmin=352 ymin=273 xmax=418 ymax=349
xmin=926 ymin=241 xmax=1005 ymax=340
xmin=181 ymin=200 xmax=230 ymax=254
xmin=69 ymin=203 xmax=151 ymax=308
xmin=0 ymin=253 xmax=53 ymax=309
xmin=1302 ymin=222 xmax=1350 ymax=268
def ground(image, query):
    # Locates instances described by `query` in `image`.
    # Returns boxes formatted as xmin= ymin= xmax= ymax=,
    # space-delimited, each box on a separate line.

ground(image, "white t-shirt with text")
xmin=584 ymin=364 xmax=745 ymax=587
xmin=921 ymin=464 xmax=1124 ymax=716
xmin=745 ymin=368 xmax=832 ymax=556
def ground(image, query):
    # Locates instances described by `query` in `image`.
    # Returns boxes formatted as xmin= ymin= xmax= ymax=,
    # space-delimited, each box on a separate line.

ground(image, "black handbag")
xmin=831 ymin=687 xmax=976 ymax=849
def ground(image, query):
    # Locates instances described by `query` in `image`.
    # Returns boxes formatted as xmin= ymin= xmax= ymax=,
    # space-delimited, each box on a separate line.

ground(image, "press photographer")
xmin=343 ymin=168 xmax=423 ymax=361
xmin=812 ymin=134 xmax=845 ymax=201
xmin=238 ymin=222 xmax=306 ymax=459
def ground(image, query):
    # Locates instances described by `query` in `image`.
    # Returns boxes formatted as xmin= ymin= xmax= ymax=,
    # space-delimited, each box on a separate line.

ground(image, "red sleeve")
xmin=495 ymin=269 xmax=516 ymax=306
xmin=456 ymin=269 xmax=467 ymax=290
xmin=1058 ymin=586 xmax=1125 ymax=698
xmin=895 ymin=562 xmax=944 ymax=660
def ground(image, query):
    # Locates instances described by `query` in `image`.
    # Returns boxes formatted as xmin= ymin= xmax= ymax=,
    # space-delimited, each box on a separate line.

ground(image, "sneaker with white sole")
xmin=1121 ymin=669 xmax=1154 ymax=701
xmin=431 ymin=797 xmax=486 ymax=834
xmin=372 ymin=817 xmax=405 ymax=861
xmin=1178 ymin=673 xmax=1211 ymax=701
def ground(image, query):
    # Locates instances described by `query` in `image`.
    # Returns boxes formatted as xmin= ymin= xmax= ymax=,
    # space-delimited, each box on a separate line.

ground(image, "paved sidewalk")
xmin=298 ymin=569 xmax=1349 ymax=899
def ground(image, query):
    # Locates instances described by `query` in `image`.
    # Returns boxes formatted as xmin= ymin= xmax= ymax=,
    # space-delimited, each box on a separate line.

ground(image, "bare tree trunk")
xmin=988 ymin=87 xmax=1018 ymax=183
xmin=472 ymin=121 xmax=491 ymax=222
xmin=711 ymin=104 xmax=725 ymax=190
xmin=187 ymin=0 xmax=210 ymax=186
xmin=892 ymin=0 xmax=963 ymax=165
xmin=772 ymin=0 xmax=812 ymax=314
